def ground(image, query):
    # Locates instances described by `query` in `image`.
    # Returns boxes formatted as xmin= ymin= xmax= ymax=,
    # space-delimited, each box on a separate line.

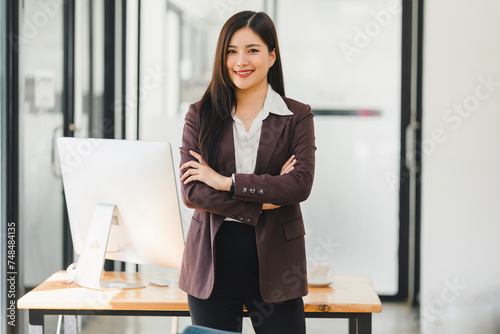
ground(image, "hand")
xmin=262 ymin=155 xmax=297 ymax=210
xmin=280 ymin=155 xmax=296 ymax=175
xmin=180 ymin=150 xmax=232 ymax=191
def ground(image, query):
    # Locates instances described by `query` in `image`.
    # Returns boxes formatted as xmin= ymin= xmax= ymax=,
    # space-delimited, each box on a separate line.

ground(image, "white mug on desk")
xmin=308 ymin=263 xmax=334 ymax=285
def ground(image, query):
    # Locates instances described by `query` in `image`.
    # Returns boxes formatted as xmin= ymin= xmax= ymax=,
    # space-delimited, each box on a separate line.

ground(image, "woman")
xmin=179 ymin=10 xmax=315 ymax=334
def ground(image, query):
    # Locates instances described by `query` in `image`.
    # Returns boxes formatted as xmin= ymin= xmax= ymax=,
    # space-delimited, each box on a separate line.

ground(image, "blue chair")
xmin=181 ymin=325 xmax=240 ymax=334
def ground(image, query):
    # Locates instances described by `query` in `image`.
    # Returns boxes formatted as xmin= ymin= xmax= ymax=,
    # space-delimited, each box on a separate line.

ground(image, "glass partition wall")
xmin=19 ymin=0 xmax=65 ymax=289
xmin=278 ymin=0 xmax=402 ymax=295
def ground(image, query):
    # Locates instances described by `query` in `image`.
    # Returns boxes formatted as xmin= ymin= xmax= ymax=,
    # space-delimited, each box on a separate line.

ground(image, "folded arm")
xmin=179 ymin=103 xmax=315 ymax=222
xmin=233 ymin=105 xmax=316 ymax=206
xmin=179 ymin=104 xmax=262 ymax=225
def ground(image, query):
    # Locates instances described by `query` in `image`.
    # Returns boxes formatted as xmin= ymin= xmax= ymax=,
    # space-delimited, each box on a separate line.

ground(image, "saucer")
xmin=308 ymin=280 xmax=334 ymax=287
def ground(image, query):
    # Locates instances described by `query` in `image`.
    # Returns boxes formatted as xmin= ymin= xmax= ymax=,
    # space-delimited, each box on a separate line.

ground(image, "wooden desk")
xmin=18 ymin=271 xmax=382 ymax=334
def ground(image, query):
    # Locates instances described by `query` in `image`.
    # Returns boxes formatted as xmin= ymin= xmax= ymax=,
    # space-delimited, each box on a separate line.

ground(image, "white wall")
xmin=421 ymin=1 xmax=500 ymax=333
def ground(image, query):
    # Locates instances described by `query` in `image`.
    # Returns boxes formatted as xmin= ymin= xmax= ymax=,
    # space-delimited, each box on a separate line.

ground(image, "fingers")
xmin=179 ymin=153 xmax=210 ymax=185
xmin=182 ymin=175 xmax=198 ymax=185
xmin=280 ymin=155 xmax=297 ymax=175
xmin=189 ymin=150 xmax=205 ymax=164
xmin=180 ymin=160 xmax=201 ymax=172
xmin=262 ymin=203 xmax=281 ymax=210
xmin=180 ymin=150 xmax=205 ymax=171
xmin=284 ymin=155 xmax=296 ymax=169
xmin=180 ymin=167 xmax=203 ymax=184
xmin=281 ymin=164 xmax=295 ymax=175
xmin=285 ymin=154 xmax=295 ymax=165
xmin=180 ymin=160 xmax=202 ymax=183
xmin=179 ymin=168 xmax=193 ymax=182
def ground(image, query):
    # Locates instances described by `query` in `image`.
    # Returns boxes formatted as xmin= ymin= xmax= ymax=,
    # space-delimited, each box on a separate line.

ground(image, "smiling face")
xmin=226 ymin=27 xmax=276 ymax=93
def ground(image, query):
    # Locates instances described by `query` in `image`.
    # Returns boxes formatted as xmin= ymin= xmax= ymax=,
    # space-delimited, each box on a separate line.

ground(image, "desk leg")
xmin=171 ymin=316 xmax=179 ymax=334
xmin=357 ymin=314 xmax=372 ymax=334
xmin=348 ymin=317 xmax=357 ymax=334
xmin=64 ymin=315 xmax=78 ymax=334
xmin=29 ymin=310 xmax=44 ymax=334
xmin=347 ymin=314 xmax=372 ymax=334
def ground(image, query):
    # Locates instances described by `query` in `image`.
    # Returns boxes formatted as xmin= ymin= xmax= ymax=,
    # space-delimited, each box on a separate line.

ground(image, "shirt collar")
xmin=262 ymin=84 xmax=293 ymax=119
xmin=231 ymin=84 xmax=293 ymax=122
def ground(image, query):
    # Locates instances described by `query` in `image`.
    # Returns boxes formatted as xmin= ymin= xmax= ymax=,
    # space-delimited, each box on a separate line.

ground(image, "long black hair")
xmin=197 ymin=11 xmax=285 ymax=166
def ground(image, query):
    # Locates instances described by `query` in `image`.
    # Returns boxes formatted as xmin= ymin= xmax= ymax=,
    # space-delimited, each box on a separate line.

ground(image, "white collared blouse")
xmin=225 ymin=84 xmax=293 ymax=222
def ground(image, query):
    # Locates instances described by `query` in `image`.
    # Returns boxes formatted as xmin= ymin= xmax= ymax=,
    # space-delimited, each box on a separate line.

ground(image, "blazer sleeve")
xmin=179 ymin=104 xmax=263 ymax=226
xmin=233 ymin=104 xmax=316 ymax=206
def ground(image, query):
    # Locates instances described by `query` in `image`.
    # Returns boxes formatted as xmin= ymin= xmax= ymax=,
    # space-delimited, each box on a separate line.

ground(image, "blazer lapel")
xmin=219 ymin=119 xmax=236 ymax=175
xmin=254 ymin=114 xmax=289 ymax=175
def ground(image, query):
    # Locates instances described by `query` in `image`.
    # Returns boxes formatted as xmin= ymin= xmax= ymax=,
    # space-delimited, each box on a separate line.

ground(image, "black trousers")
xmin=188 ymin=221 xmax=306 ymax=334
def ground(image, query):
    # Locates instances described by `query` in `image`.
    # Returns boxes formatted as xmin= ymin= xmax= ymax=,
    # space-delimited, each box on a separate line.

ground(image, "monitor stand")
xmin=73 ymin=203 xmax=145 ymax=290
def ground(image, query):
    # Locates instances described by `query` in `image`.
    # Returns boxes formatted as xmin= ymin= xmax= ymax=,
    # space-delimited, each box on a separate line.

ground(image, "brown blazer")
xmin=178 ymin=96 xmax=316 ymax=303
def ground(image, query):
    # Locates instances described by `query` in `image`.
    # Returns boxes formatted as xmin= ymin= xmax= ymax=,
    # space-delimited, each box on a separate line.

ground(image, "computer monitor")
xmin=57 ymin=137 xmax=185 ymax=290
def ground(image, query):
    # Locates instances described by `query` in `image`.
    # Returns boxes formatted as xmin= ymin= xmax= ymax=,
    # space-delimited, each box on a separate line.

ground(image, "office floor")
xmin=40 ymin=302 xmax=420 ymax=334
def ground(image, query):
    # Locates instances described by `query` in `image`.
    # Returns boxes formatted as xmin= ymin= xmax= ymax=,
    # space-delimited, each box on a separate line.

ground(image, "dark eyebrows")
xmin=227 ymin=43 xmax=262 ymax=48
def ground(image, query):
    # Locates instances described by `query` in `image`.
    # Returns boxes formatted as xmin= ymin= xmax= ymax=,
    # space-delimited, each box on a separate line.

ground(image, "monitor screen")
xmin=57 ymin=137 xmax=185 ymax=271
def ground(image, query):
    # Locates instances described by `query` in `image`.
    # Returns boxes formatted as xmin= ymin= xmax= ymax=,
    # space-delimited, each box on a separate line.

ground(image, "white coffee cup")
xmin=308 ymin=263 xmax=334 ymax=283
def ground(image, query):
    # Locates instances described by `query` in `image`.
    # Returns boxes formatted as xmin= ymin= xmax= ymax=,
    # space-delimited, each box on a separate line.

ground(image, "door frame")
xmin=388 ymin=0 xmax=423 ymax=303
xmin=2 ymin=0 xmax=21 ymax=333
xmin=2 ymin=2 xmax=78 ymax=332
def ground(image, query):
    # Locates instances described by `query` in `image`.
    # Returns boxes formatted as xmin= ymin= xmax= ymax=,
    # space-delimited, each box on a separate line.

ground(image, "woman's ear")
xmin=269 ymin=48 xmax=276 ymax=67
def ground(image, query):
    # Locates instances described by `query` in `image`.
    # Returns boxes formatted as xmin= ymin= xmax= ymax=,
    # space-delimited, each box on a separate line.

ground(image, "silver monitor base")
xmin=101 ymin=280 xmax=145 ymax=290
